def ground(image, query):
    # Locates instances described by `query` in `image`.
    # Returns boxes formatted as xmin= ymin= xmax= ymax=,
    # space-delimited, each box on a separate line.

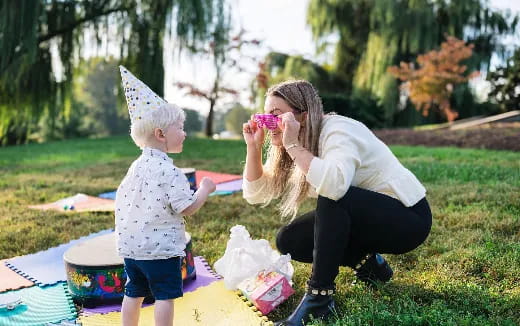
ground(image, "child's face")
xmin=163 ymin=121 xmax=186 ymax=153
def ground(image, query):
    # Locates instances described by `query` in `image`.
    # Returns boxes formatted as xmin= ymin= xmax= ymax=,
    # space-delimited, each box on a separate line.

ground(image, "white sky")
xmin=163 ymin=0 xmax=520 ymax=114
xmin=164 ymin=0 xmax=315 ymax=114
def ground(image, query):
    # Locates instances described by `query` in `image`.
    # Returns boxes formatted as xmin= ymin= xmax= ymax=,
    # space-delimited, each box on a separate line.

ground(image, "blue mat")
xmin=5 ymin=229 xmax=113 ymax=286
xmin=98 ymin=191 xmax=116 ymax=200
xmin=0 ymin=282 xmax=77 ymax=325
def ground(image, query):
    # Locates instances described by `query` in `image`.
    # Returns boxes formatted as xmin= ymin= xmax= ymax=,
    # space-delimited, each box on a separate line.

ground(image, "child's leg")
xmin=121 ymin=295 xmax=145 ymax=326
xmin=154 ymin=299 xmax=174 ymax=326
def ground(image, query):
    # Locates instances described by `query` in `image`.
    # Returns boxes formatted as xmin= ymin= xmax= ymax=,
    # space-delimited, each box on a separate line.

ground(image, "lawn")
xmin=0 ymin=136 xmax=518 ymax=325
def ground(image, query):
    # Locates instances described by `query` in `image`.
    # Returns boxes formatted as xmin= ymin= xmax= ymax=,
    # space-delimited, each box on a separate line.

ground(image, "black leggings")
xmin=276 ymin=186 xmax=432 ymax=289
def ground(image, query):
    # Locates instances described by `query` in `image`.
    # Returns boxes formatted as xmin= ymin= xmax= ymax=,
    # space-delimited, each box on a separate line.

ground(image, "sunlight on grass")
xmin=0 ymin=136 xmax=518 ymax=325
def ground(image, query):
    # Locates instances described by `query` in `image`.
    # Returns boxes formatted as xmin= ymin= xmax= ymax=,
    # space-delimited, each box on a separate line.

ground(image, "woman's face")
xmin=264 ymin=95 xmax=302 ymax=146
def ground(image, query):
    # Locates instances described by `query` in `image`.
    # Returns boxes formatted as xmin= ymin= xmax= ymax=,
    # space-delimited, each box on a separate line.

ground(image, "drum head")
xmin=180 ymin=168 xmax=195 ymax=174
xmin=63 ymin=233 xmax=123 ymax=267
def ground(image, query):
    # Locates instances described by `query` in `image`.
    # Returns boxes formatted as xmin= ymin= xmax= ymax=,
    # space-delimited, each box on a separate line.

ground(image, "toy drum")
xmin=181 ymin=167 xmax=197 ymax=191
xmin=182 ymin=232 xmax=196 ymax=281
xmin=63 ymin=231 xmax=196 ymax=306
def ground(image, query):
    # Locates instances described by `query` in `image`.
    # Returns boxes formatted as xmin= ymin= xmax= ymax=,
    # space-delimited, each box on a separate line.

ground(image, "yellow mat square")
xmin=79 ymin=280 xmax=273 ymax=326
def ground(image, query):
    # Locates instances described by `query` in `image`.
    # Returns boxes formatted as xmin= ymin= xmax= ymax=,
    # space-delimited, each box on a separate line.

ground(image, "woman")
xmin=242 ymin=80 xmax=432 ymax=326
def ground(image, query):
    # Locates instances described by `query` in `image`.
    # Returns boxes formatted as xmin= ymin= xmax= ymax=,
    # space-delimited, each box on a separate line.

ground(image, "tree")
xmin=388 ymin=36 xmax=479 ymax=122
xmin=0 ymin=0 xmax=228 ymax=145
xmin=252 ymin=52 xmax=347 ymax=107
xmin=184 ymin=109 xmax=204 ymax=135
xmin=307 ymin=0 xmax=372 ymax=92
xmin=307 ymin=0 xmax=518 ymax=123
xmin=73 ymin=58 xmax=128 ymax=137
xmin=253 ymin=52 xmax=385 ymax=128
xmin=487 ymin=48 xmax=520 ymax=112
xmin=224 ymin=104 xmax=252 ymax=135
xmin=175 ymin=27 xmax=261 ymax=137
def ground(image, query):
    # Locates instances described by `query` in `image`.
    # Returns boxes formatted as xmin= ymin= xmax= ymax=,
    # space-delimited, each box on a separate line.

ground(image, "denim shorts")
xmin=123 ymin=257 xmax=183 ymax=300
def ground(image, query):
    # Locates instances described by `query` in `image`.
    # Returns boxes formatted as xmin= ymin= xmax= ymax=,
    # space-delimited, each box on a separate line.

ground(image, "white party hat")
xmin=119 ymin=66 xmax=167 ymax=123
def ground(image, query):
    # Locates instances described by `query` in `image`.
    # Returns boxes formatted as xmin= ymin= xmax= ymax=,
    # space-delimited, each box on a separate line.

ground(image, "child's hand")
xmin=199 ymin=177 xmax=216 ymax=193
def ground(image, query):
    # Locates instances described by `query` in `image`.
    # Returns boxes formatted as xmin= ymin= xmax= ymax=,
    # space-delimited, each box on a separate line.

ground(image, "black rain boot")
xmin=274 ymin=286 xmax=335 ymax=326
xmin=354 ymin=253 xmax=393 ymax=286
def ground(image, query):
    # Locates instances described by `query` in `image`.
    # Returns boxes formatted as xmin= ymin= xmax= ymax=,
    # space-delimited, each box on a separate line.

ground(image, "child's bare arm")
xmin=181 ymin=177 xmax=216 ymax=216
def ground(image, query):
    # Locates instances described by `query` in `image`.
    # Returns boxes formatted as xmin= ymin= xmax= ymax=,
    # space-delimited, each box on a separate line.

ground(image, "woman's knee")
xmin=275 ymin=226 xmax=292 ymax=254
xmin=316 ymin=195 xmax=342 ymax=217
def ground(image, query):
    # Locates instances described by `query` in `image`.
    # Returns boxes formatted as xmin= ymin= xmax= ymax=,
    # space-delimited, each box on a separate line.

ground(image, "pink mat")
xmin=29 ymin=193 xmax=114 ymax=212
xmin=0 ymin=260 xmax=34 ymax=293
xmin=195 ymin=170 xmax=241 ymax=187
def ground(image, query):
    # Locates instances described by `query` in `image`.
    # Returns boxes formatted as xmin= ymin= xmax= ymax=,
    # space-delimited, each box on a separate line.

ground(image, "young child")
xmin=116 ymin=66 xmax=216 ymax=326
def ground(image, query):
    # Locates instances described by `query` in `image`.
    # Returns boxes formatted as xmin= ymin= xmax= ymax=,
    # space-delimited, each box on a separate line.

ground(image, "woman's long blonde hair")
xmin=262 ymin=80 xmax=324 ymax=218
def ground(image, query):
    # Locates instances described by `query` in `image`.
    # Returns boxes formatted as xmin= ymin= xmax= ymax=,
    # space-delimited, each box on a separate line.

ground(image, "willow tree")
xmin=488 ymin=48 xmax=520 ymax=112
xmin=0 ymin=0 xmax=227 ymax=145
xmin=307 ymin=0 xmax=518 ymax=124
xmin=253 ymin=52 xmax=347 ymax=102
xmin=252 ymin=52 xmax=385 ymax=128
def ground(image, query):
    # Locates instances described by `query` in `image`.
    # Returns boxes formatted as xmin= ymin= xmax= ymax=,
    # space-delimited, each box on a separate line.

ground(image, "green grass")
xmin=0 ymin=136 xmax=519 ymax=325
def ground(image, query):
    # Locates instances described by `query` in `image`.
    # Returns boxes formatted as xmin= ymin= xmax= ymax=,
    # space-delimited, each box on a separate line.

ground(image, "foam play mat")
xmin=195 ymin=170 xmax=241 ymax=187
xmin=98 ymin=171 xmax=243 ymax=200
xmin=0 ymin=260 xmax=34 ymax=293
xmin=215 ymin=178 xmax=242 ymax=192
xmin=5 ymin=229 xmax=113 ymax=286
xmin=81 ymin=256 xmax=222 ymax=315
xmin=79 ymin=280 xmax=272 ymax=326
xmin=0 ymin=282 xmax=77 ymax=326
xmin=29 ymin=193 xmax=115 ymax=212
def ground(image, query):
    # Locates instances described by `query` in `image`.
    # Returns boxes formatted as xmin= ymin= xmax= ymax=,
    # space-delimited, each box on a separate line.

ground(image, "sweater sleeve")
xmin=242 ymin=173 xmax=272 ymax=204
xmin=306 ymin=125 xmax=361 ymax=201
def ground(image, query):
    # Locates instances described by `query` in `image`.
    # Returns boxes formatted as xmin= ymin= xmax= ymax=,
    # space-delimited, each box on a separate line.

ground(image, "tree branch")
xmin=38 ymin=4 xmax=134 ymax=44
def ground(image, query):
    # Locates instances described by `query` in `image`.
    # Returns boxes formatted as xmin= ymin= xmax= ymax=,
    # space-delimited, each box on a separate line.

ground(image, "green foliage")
xmin=224 ymin=104 xmax=253 ymax=135
xmin=450 ymin=85 xmax=501 ymax=119
xmin=321 ymin=91 xmax=385 ymax=128
xmin=0 ymin=138 xmax=518 ymax=324
xmin=307 ymin=0 xmax=519 ymax=124
xmin=258 ymin=52 xmax=347 ymax=94
xmin=73 ymin=58 xmax=129 ymax=137
xmin=0 ymin=0 xmax=229 ymax=145
xmin=255 ymin=52 xmax=385 ymax=128
xmin=184 ymin=109 xmax=204 ymax=135
xmin=307 ymin=0 xmax=372 ymax=90
xmin=212 ymin=109 xmax=228 ymax=134
xmin=487 ymin=48 xmax=520 ymax=112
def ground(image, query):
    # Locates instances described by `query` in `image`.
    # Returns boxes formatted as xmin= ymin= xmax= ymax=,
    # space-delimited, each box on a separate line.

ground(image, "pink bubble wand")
xmin=254 ymin=113 xmax=281 ymax=130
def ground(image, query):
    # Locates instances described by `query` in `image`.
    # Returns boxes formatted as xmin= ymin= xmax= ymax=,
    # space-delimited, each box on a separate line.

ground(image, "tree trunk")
xmin=205 ymin=98 xmax=216 ymax=137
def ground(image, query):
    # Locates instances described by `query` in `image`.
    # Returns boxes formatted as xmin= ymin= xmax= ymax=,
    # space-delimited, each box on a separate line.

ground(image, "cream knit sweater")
xmin=243 ymin=114 xmax=426 ymax=207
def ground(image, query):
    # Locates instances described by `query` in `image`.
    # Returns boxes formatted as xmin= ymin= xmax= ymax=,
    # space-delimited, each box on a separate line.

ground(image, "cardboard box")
xmin=238 ymin=271 xmax=294 ymax=315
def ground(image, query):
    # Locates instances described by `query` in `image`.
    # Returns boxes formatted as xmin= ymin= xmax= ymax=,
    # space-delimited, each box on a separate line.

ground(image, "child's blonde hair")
xmin=130 ymin=103 xmax=186 ymax=148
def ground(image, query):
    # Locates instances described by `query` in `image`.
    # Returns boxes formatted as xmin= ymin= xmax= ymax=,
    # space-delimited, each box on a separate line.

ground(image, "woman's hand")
xmin=277 ymin=112 xmax=301 ymax=148
xmin=242 ymin=116 xmax=265 ymax=150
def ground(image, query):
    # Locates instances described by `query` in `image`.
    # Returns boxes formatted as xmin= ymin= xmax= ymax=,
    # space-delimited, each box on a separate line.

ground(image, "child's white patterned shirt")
xmin=115 ymin=148 xmax=196 ymax=260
